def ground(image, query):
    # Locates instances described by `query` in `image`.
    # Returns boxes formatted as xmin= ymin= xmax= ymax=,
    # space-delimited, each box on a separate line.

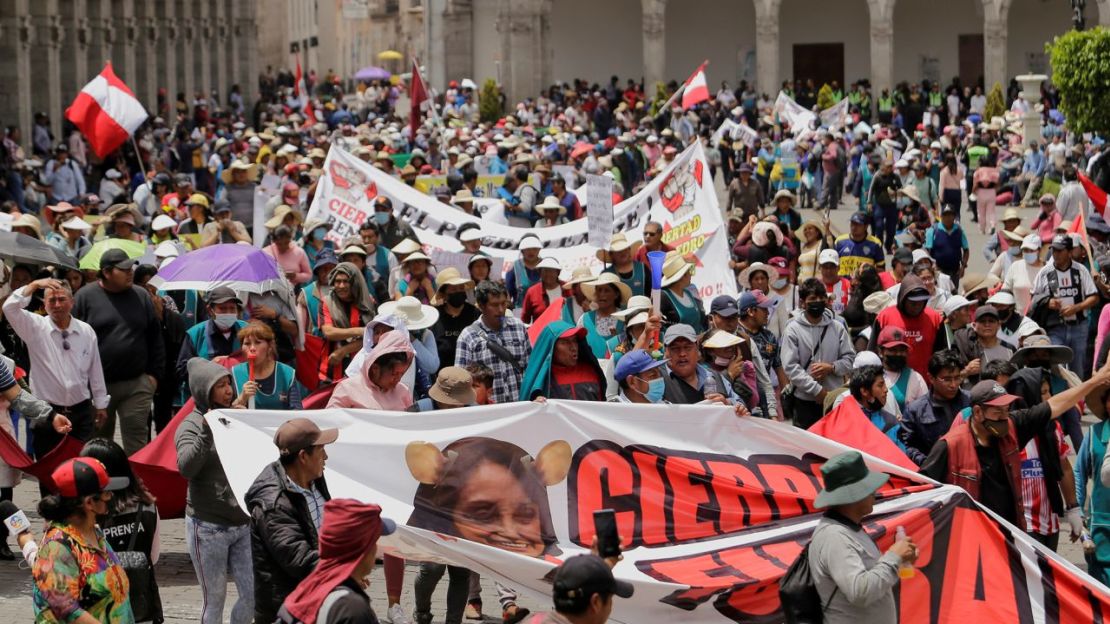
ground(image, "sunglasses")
xmin=61 ymin=330 xmax=70 ymax=351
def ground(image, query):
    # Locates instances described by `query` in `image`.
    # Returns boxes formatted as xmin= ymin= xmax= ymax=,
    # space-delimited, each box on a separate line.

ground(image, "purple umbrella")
xmin=353 ymin=65 xmax=391 ymax=81
xmin=148 ymin=244 xmax=288 ymax=294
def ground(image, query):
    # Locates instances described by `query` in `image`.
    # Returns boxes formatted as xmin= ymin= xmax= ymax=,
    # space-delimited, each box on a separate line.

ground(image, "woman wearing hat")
xmin=430 ymin=269 xmax=479 ymax=367
xmin=807 ymin=451 xmax=917 ymax=623
xmin=700 ymin=328 xmax=759 ymax=412
xmin=659 ymin=253 xmax=706 ymax=333
xmin=895 ymin=185 xmax=932 ymax=245
xmin=148 ymin=213 xmax=180 ymax=246
xmin=988 ymin=225 xmax=1029 ymax=279
xmin=32 ymin=457 xmax=133 ymax=623
xmin=579 ymin=273 xmax=632 ymax=359
xmin=42 ymin=201 xmax=83 ymax=248
xmin=263 ymin=205 xmax=305 ymax=245
xmin=395 ymin=252 xmax=436 ymax=304
xmin=301 ymin=218 xmax=337 ymax=271
xmin=600 ymin=233 xmax=649 ymax=298
xmin=1002 ymin=233 xmax=1045 ymax=314
xmin=520 ymin=257 xmax=570 ymax=324
xmin=176 ymin=193 xmax=213 ymax=243
xmin=53 ymin=216 xmax=93 ymax=260
xmin=534 ymin=195 xmax=567 ymax=228
xmin=796 ymin=219 xmax=832 ymax=281
xmin=769 ymin=189 xmax=802 ymax=232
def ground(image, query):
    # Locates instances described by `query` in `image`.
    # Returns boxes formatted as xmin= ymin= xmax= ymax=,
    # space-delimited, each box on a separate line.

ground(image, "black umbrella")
xmin=0 ymin=230 xmax=78 ymax=270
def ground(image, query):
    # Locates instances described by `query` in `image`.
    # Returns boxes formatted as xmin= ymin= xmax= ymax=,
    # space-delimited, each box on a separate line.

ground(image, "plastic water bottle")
xmin=703 ymin=374 xmax=719 ymax=399
xmin=896 ymin=526 xmax=915 ymax=579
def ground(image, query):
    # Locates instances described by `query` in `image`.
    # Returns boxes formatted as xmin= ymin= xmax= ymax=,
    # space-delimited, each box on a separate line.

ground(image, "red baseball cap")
xmin=877 ymin=326 xmax=910 ymax=349
xmin=767 ymin=256 xmax=790 ymax=277
xmin=559 ymin=326 xmax=587 ymax=340
xmin=52 ymin=458 xmax=128 ymax=498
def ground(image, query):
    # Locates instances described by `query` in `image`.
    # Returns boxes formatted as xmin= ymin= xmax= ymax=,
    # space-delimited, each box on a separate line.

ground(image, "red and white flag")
xmin=680 ymin=61 xmax=710 ymax=109
xmin=64 ymin=62 xmax=148 ymax=158
xmin=1079 ymin=171 xmax=1108 ymax=220
xmin=294 ymin=55 xmax=316 ymax=126
xmin=409 ymin=59 xmax=429 ymax=138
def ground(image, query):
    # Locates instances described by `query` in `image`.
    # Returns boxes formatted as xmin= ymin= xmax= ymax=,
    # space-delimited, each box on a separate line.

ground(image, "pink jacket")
xmin=264 ymin=243 xmax=313 ymax=285
xmin=326 ymin=329 xmax=415 ymax=410
xmin=1032 ymin=210 xmax=1062 ymax=244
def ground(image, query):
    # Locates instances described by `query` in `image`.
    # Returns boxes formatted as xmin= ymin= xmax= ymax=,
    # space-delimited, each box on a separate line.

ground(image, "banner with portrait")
xmin=304 ymin=142 xmax=737 ymax=308
xmin=209 ymin=401 xmax=1110 ymax=624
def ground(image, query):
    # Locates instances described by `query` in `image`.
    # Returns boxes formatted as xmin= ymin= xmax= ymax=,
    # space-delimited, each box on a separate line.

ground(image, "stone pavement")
xmin=0 ymin=187 xmax=1096 ymax=620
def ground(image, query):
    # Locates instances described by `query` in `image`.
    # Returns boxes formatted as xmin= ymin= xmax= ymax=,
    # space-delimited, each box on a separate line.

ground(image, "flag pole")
xmin=130 ymin=135 xmax=156 ymax=218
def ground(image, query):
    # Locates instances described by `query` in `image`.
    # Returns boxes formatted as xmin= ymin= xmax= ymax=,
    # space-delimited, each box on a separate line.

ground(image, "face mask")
xmin=982 ymin=418 xmax=1009 ymax=438
xmin=1024 ymin=252 xmax=1039 ymax=264
xmin=313 ymin=227 xmax=327 ymax=240
xmin=883 ymin=354 xmax=907 ymax=371
xmin=641 ymin=377 xmax=666 ymax=403
xmin=997 ymin=309 xmax=1012 ymax=322
xmin=213 ymin=313 xmax=238 ymax=331
xmin=446 ymin=291 xmax=468 ymax=307
xmin=1008 ymin=246 xmax=1021 ymax=257
xmin=805 ymin=301 xmax=826 ymax=317
xmin=713 ymin=356 xmax=732 ymax=368
xmin=772 ymin=277 xmax=788 ymax=290
xmin=373 ymin=212 xmax=391 ymax=225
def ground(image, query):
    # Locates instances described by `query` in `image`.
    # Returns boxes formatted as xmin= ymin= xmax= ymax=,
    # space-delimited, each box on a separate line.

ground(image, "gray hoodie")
xmin=174 ymin=357 xmax=249 ymax=526
xmin=781 ymin=308 xmax=855 ymax=401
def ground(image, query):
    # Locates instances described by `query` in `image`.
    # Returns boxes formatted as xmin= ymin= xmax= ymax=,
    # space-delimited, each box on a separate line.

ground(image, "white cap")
xmin=104 ymin=168 xmax=122 ymax=180
xmin=986 ymin=291 xmax=1016 ymax=306
xmin=818 ymin=249 xmax=839 ymax=266
xmin=895 ymin=159 xmax=909 ymax=168
xmin=536 ymin=257 xmax=561 ymax=271
xmin=154 ymin=240 xmax=180 ymax=259
xmin=60 ymin=216 xmax=91 ymax=232
xmin=151 ymin=214 xmax=177 ymax=231
xmin=459 ymin=228 xmax=483 ymax=243
xmin=518 ymin=236 xmax=542 ymax=250
xmin=854 ymin=351 xmax=882 ymax=368
xmin=912 ymin=249 xmax=932 ymax=264
xmin=1022 ymin=233 xmax=1042 ymax=250
xmin=941 ymin=295 xmax=971 ymax=317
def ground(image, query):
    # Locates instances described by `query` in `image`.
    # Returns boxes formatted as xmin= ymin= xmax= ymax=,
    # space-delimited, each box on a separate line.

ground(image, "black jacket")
xmin=246 ymin=461 xmax=332 ymax=624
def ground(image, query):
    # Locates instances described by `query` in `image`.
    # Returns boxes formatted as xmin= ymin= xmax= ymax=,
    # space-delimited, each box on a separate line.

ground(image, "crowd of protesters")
xmin=4 ymin=63 xmax=1110 ymax=624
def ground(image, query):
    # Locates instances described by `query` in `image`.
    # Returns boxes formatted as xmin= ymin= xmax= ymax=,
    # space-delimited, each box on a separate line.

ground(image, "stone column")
xmin=0 ymin=1 xmax=35 ymax=147
xmin=443 ymin=0 xmax=474 ymax=85
xmin=235 ymin=1 xmax=258 ymax=114
xmin=86 ymin=0 xmax=111 ymax=83
xmin=157 ymin=0 xmax=177 ymax=115
xmin=178 ymin=0 xmax=196 ymax=102
xmin=641 ymin=0 xmax=666 ymax=89
xmin=753 ymin=0 xmax=780 ymax=95
xmin=496 ymin=0 xmax=551 ymax=105
xmin=867 ymin=0 xmax=895 ymax=98
xmin=60 ymin=2 xmax=89 ymax=111
xmin=195 ymin=0 xmax=212 ymax=99
xmin=29 ymin=1 xmax=61 ymax=142
xmin=135 ymin=2 xmax=159 ymax=111
xmin=226 ymin=0 xmax=241 ymax=105
xmin=1100 ymin=0 xmax=1110 ymax=27
xmin=111 ymin=0 xmax=136 ymax=86
xmin=213 ymin=3 xmax=229 ymax=102
xmin=983 ymin=0 xmax=1009 ymax=91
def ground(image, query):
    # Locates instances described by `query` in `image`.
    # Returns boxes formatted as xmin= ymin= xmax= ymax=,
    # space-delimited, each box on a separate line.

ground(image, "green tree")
xmin=983 ymin=82 xmax=1006 ymax=121
xmin=479 ymin=79 xmax=501 ymax=124
xmin=1048 ymin=27 xmax=1110 ymax=135
xmin=816 ymin=83 xmax=836 ymax=110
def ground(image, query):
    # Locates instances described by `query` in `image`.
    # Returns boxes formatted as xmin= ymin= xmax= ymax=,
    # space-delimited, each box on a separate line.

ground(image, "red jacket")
xmin=520 ymin=282 xmax=571 ymax=324
xmin=942 ymin=418 xmax=1025 ymax=530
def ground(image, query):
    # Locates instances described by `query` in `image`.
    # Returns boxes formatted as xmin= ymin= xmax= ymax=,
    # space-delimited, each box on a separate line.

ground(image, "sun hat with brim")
xmin=452 ymin=189 xmax=476 ymax=205
xmin=565 ymin=266 xmax=596 ymax=286
xmin=1088 ymin=384 xmax=1110 ymax=420
xmin=401 ymin=251 xmax=432 ymax=265
xmin=899 ymin=185 xmax=922 ymax=204
xmin=339 ymin=244 xmax=368 ymax=257
xmin=596 ymin=233 xmax=642 ymax=263
xmin=773 ymin=189 xmax=796 ymax=204
xmin=1001 ymin=207 xmax=1021 ymax=223
xmin=862 ymin=291 xmax=894 ymax=314
xmin=46 ymin=201 xmax=76 ymax=214
xmin=519 ymin=236 xmax=543 ymax=251
xmin=814 ymin=451 xmax=890 ymax=509
xmin=221 ymin=159 xmax=259 ymax=184
xmin=265 ymin=205 xmax=304 ymax=230
xmin=459 ymin=228 xmax=483 ymax=243
xmin=434 ymin=267 xmax=474 ymax=292
xmin=12 ymin=214 xmax=42 ymax=238
xmin=185 ymin=193 xmax=210 ymax=208
xmin=52 ymin=457 xmax=129 ymax=498
xmin=428 ymin=366 xmax=477 ymax=406
xmin=150 ymin=214 xmax=177 ymax=232
xmin=702 ymin=329 xmax=744 ymax=349
xmin=625 ymin=311 xmax=650 ymax=328
xmin=580 ymin=272 xmax=632 ymax=304
xmin=467 ymin=253 xmax=493 ymax=269
xmin=536 ymin=257 xmax=561 ymax=272
xmin=660 ymin=254 xmax=694 ymax=287
xmin=795 ymin=220 xmax=826 ymax=239
xmin=738 ymin=263 xmax=774 ymax=289
xmin=534 ymin=195 xmax=566 ymax=215
xmin=1010 ymin=334 xmax=1074 ymax=367
xmin=613 ymin=295 xmax=652 ymax=321
xmin=61 ymin=216 xmax=92 ymax=232
xmin=378 ymin=296 xmax=440 ymax=330
xmin=941 ymin=295 xmax=971 ymax=317
xmin=391 ymin=238 xmax=422 ymax=255
xmin=960 ymin=272 xmax=998 ymax=296
xmin=1001 ymin=228 xmax=1026 ymax=243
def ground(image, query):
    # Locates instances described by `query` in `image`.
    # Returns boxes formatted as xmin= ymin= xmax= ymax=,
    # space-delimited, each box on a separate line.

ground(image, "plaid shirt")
xmin=456 ymin=316 xmax=532 ymax=404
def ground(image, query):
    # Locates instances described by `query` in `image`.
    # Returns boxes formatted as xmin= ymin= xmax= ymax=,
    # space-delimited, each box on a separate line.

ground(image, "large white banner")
xmin=210 ymin=401 xmax=1110 ymax=624
xmin=773 ymin=91 xmax=817 ymax=131
xmin=306 ymin=143 xmax=737 ymax=307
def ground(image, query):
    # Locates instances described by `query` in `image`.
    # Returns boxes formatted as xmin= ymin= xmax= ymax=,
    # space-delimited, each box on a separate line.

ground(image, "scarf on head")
xmin=324 ymin=262 xmax=374 ymax=329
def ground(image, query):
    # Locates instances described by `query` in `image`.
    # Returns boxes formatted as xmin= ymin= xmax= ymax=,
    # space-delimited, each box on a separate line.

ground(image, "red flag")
xmin=528 ymin=297 xmax=566 ymax=346
xmin=808 ymin=395 xmax=918 ymax=471
xmin=0 ymin=429 xmax=86 ymax=493
xmin=1079 ymin=172 xmax=1108 ymax=219
xmin=680 ymin=61 xmax=710 ymax=110
xmin=410 ymin=60 xmax=429 ymax=138
xmin=65 ymin=62 xmax=148 ymax=158
xmin=294 ymin=55 xmax=316 ymax=127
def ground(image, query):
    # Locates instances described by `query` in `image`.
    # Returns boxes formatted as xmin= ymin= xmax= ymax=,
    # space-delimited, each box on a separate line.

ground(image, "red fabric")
xmin=808 ymin=395 xmax=918 ymax=471
xmin=296 ymin=334 xmax=327 ymax=391
xmin=0 ymin=430 xmax=86 ymax=493
xmin=680 ymin=61 xmax=710 ymax=109
xmin=875 ymin=307 xmax=942 ymax=378
xmin=528 ymin=297 xmax=566 ymax=346
xmin=943 ymin=417 xmax=1025 ymax=530
xmin=409 ymin=60 xmax=429 ymax=139
xmin=520 ymin=283 xmax=571 ymax=324
xmin=1079 ymin=172 xmax=1108 ymax=217
xmin=64 ymin=63 xmax=139 ymax=158
xmin=877 ymin=271 xmax=897 ymax=289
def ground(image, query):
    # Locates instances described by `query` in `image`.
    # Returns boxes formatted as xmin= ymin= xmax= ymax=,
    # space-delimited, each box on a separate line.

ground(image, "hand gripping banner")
xmin=209 ymin=401 xmax=1110 ymax=623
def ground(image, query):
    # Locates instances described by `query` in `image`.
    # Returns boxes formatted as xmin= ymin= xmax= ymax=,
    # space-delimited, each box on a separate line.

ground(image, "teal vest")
xmin=606 ymin=263 xmax=647 ymax=298
xmin=664 ymin=287 xmax=705 ymax=333
xmin=185 ymin=320 xmax=246 ymax=360
xmin=231 ymin=361 xmax=297 ymax=410
xmin=303 ymin=282 xmax=324 ymax=337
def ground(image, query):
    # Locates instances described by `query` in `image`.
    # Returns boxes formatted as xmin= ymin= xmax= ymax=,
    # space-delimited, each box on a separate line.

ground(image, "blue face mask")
xmin=1008 ymin=246 xmax=1021 ymax=257
xmin=373 ymin=212 xmax=391 ymax=225
xmin=313 ymin=227 xmax=327 ymax=240
xmin=1024 ymin=252 xmax=1039 ymax=264
xmin=641 ymin=376 xmax=665 ymax=403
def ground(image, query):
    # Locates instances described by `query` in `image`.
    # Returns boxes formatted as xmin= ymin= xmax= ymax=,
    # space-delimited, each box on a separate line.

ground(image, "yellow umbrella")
xmin=378 ymin=50 xmax=403 ymax=61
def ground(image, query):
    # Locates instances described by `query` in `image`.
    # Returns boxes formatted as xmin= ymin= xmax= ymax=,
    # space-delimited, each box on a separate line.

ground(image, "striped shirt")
xmin=286 ymin=478 xmax=326 ymax=531
xmin=1019 ymin=423 xmax=1069 ymax=536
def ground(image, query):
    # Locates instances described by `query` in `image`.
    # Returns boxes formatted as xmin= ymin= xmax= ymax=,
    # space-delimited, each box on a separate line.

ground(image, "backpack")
xmin=779 ymin=542 xmax=838 ymax=624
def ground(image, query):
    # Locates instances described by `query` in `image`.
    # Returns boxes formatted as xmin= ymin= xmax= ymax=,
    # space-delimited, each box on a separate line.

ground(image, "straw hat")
xmin=61 ymin=216 xmax=92 ymax=232
xmin=151 ymin=214 xmax=177 ymax=232
xmin=1010 ymin=334 xmax=1073 ymax=368
xmin=738 ymin=262 xmax=775 ymax=289
xmin=265 ymin=205 xmax=304 ymax=230
xmin=378 ymin=296 xmax=440 ymax=330
xmin=534 ymin=195 xmax=566 ymax=216
xmin=392 ymin=238 xmax=423 ymax=255
xmin=613 ymin=295 xmax=652 ymax=321
xmin=564 ymin=266 xmax=596 ymax=286
xmin=899 ymin=185 xmax=922 ymax=204
xmin=434 ymin=267 xmax=474 ymax=292
xmin=401 ymin=251 xmax=432 ymax=265
xmin=428 ymin=366 xmax=476 ymax=407
xmin=451 ymin=189 xmax=476 ymax=206
xmin=596 ymin=233 xmax=642 ymax=263
xmin=221 ymin=159 xmax=258 ymax=184
xmin=12 ymin=213 xmax=42 ymax=238
xmin=1001 ymin=207 xmax=1021 ymax=223
xmin=660 ymin=252 xmax=695 ymax=288
xmin=701 ymin=329 xmax=745 ymax=349
xmin=580 ymin=272 xmax=632 ymax=304
xmin=960 ymin=272 xmax=1000 ymax=296
xmin=795 ymin=219 xmax=827 ymax=240
xmin=1001 ymin=225 xmax=1028 ymax=243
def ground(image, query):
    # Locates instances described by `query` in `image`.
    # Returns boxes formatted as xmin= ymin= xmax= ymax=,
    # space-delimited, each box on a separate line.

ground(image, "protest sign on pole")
xmin=211 ymin=401 xmax=1110 ymax=624
xmin=586 ymin=174 xmax=614 ymax=249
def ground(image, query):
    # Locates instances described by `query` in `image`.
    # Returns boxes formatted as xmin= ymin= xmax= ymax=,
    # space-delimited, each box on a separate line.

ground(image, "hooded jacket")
xmin=246 ymin=461 xmax=332 ymax=624
xmin=519 ymin=320 xmax=605 ymax=401
xmin=871 ymin=274 xmax=942 ymax=376
xmin=781 ymin=308 xmax=855 ymax=401
xmin=327 ymin=329 xmax=415 ymax=410
xmin=174 ymin=357 xmax=249 ymax=526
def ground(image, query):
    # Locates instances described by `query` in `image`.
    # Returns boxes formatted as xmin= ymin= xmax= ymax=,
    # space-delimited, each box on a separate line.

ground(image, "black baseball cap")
xmin=850 ymin=212 xmax=869 ymax=225
xmin=205 ymin=286 xmax=241 ymax=306
xmin=892 ymin=248 xmax=913 ymax=267
xmin=710 ymin=295 xmax=739 ymax=317
xmin=99 ymin=248 xmax=137 ymax=271
xmin=553 ymin=555 xmax=634 ymax=612
xmin=1051 ymin=234 xmax=1073 ymax=250
xmin=975 ymin=304 xmax=1000 ymax=320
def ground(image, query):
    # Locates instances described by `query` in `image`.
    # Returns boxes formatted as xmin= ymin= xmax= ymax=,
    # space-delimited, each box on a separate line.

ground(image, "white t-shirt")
xmin=1032 ymin=261 xmax=1096 ymax=321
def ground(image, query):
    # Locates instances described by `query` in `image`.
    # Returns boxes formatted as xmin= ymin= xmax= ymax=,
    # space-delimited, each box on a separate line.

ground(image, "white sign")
xmin=306 ymin=142 xmax=737 ymax=309
xmin=429 ymin=248 xmax=505 ymax=279
xmin=773 ymin=91 xmax=817 ymax=131
xmin=342 ymin=0 xmax=369 ymax=18
xmin=586 ymin=174 xmax=614 ymax=249
xmin=819 ymin=96 xmax=851 ymax=129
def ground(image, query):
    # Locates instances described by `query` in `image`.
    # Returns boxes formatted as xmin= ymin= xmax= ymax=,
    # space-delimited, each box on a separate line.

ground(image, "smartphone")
xmin=593 ymin=509 xmax=621 ymax=558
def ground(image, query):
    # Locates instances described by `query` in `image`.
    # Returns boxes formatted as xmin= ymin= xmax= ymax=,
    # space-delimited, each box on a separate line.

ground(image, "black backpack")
xmin=779 ymin=542 xmax=838 ymax=624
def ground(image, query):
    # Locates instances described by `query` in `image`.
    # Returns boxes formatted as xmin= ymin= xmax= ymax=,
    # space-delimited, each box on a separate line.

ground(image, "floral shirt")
xmin=33 ymin=522 xmax=133 ymax=623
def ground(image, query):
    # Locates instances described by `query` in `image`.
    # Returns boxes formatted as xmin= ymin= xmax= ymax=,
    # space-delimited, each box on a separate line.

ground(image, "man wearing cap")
xmin=530 ymin=553 xmax=632 ymax=624
xmin=921 ymin=371 xmax=1110 ymax=529
xmin=808 ymin=451 xmax=917 ymax=624
xmin=817 ymin=250 xmax=852 ymax=315
xmin=735 ymin=291 xmax=783 ymax=421
xmin=661 ymin=324 xmax=747 ymax=413
xmin=245 ymin=418 xmax=337 ymax=623
xmin=953 ymin=304 xmax=1014 ymax=386
xmin=201 ymin=201 xmax=252 ymax=247
xmin=870 ymin=274 xmax=940 ymax=379
xmin=1031 ymin=233 xmax=1098 ymax=377
xmin=3 ymin=277 xmax=107 ymax=460
xmin=834 ymin=212 xmax=885 ymax=276
xmin=986 ymin=291 xmax=1040 ymax=349
xmin=923 ymin=203 xmax=969 ymax=279
xmin=782 ymin=278 xmax=855 ymax=427
xmin=611 ymin=349 xmax=668 ymax=403
xmin=876 ymin=326 xmax=928 ymax=415
xmin=175 ymin=287 xmax=247 ymax=387
xmin=932 ymin=295 xmax=971 ymax=352
xmin=505 ymin=234 xmax=544 ymax=307
xmin=73 ymin=249 xmax=165 ymax=454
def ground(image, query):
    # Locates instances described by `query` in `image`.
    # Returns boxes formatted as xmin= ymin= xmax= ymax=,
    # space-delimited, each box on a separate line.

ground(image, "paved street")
xmin=0 ymin=185 xmax=1094 ymax=621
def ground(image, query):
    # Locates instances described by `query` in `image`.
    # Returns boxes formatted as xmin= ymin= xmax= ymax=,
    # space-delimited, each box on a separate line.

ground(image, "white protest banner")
xmin=429 ymin=248 xmax=504 ymax=279
xmin=0 ymin=212 xmax=11 ymax=231
xmin=773 ymin=91 xmax=817 ymax=131
xmin=586 ymin=174 xmax=614 ymax=249
xmin=306 ymin=142 xmax=736 ymax=306
xmin=210 ymin=401 xmax=1110 ymax=624
xmin=819 ymin=96 xmax=851 ymax=129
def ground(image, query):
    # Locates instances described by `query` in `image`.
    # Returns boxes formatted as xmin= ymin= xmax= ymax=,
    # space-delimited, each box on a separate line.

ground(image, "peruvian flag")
xmin=1079 ymin=171 xmax=1108 ymax=219
xmin=410 ymin=59 xmax=429 ymax=138
xmin=680 ymin=61 xmax=710 ymax=109
xmin=64 ymin=62 xmax=148 ymax=158
xmin=294 ymin=55 xmax=316 ymax=126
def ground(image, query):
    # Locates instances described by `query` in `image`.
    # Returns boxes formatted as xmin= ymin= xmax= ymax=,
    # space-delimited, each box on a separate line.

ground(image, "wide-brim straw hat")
xmin=596 ymin=233 xmax=643 ymax=263
xmin=660 ymin=253 xmax=694 ymax=287
xmin=738 ymin=263 xmax=775 ymax=289
xmin=265 ymin=205 xmax=304 ymax=230
xmin=580 ymin=272 xmax=632 ymax=304
xmin=378 ymin=296 xmax=440 ymax=330
xmin=221 ymin=160 xmax=259 ymax=184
